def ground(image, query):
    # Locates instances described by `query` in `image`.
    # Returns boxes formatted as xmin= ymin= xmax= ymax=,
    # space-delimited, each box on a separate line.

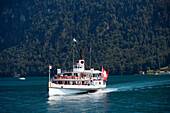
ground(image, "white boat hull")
xmin=49 ymin=87 xmax=98 ymax=96
xmin=48 ymin=82 xmax=106 ymax=96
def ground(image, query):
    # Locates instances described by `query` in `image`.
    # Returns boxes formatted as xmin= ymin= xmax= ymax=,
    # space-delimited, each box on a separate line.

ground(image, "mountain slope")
xmin=0 ymin=0 xmax=169 ymax=76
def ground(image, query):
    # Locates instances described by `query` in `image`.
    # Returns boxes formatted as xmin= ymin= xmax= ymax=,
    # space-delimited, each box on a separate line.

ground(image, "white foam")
xmin=88 ymin=88 xmax=118 ymax=95
xmin=107 ymin=80 xmax=170 ymax=92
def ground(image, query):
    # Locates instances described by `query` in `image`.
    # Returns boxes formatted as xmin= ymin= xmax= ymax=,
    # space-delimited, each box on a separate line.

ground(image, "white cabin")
xmin=73 ymin=60 xmax=85 ymax=72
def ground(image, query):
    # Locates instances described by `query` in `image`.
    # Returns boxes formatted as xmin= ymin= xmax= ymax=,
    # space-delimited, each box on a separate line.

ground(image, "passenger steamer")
xmin=48 ymin=39 xmax=108 ymax=96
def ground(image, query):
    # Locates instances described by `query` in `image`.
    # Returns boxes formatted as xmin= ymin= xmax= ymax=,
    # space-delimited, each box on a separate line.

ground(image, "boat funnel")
xmin=73 ymin=50 xmax=85 ymax=72
xmin=79 ymin=50 xmax=83 ymax=60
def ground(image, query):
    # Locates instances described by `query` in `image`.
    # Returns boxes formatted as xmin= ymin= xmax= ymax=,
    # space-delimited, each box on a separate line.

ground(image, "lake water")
xmin=0 ymin=75 xmax=170 ymax=113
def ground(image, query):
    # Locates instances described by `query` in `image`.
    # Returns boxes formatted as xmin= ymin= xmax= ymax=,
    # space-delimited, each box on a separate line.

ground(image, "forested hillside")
xmin=0 ymin=0 xmax=170 ymax=76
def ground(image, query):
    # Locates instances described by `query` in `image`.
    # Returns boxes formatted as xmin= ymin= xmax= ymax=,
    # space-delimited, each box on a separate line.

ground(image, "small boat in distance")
xmin=155 ymin=72 xmax=170 ymax=75
xmin=19 ymin=77 xmax=26 ymax=81
xmin=48 ymin=39 xmax=108 ymax=96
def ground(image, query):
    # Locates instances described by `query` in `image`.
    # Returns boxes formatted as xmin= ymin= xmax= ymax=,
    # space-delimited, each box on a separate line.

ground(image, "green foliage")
xmin=0 ymin=0 xmax=170 ymax=76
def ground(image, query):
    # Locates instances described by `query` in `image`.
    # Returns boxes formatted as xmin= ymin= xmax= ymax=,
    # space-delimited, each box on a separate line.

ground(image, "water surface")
xmin=0 ymin=75 xmax=170 ymax=113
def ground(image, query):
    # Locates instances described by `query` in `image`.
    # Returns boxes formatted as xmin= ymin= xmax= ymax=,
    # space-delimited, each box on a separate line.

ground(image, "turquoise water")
xmin=0 ymin=75 xmax=170 ymax=113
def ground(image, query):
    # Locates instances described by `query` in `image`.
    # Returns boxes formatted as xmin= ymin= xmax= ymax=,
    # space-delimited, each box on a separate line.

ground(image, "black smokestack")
xmin=80 ymin=50 xmax=83 ymax=59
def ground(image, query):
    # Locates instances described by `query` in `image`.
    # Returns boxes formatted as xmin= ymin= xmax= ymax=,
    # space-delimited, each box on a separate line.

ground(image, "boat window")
xmin=64 ymin=81 xmax=70 ymax=85
xmin=65 ymin=81 xmax=67 ymax=85
xmin=73 ymin=81 xmax=76 ymax=85
xmin=82 ymin=81 xmax=84 ymax=85
xmin=74 ymin=73 xmax=78 ymax=76
xmin=58 ymin=81 xmax=62 ymax=84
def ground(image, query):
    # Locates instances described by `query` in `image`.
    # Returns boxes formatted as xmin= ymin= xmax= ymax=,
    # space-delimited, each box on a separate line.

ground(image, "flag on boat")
xmin=73 ymin=38 xmax=77 ymax=43
xmin=49 ymin=65 xmax=53 ymax=70
xmin=102 ymin=68 xmax=108 ymax=81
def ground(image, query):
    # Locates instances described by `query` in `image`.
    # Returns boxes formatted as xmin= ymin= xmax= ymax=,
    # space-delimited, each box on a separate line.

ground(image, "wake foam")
xmin=107 ymin=79 xmax=170 ymax=92
xmin=89 ymin=79 xmax=170 ymax=95
xmin=88 ymin=88 xmax=118 ymax=94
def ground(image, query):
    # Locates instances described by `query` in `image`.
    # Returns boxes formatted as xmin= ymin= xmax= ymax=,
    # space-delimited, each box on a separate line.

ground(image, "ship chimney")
xmin=73 ymin=50 xmax=85 ymax=72
xmin=79 ymin=50 xmax=83 ymax=60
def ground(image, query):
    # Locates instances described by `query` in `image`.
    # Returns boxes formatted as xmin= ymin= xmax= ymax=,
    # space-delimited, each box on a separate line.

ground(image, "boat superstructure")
xmin=48 ymin=39 xmax=108 ymax=96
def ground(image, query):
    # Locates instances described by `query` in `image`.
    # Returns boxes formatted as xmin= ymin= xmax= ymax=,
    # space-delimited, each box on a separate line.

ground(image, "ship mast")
xmin=72 ymin=38 xmax=77 ymax=68
xmin=90 ymin=41 xmax=91 ymax=69
xmin=73 ymin=42 xmax=75 ymax=66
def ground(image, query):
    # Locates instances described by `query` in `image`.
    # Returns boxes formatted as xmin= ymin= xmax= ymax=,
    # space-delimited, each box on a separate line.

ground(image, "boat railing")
xmin=53 ymin=75 xmax=91 ymax=80
xmin=52 ymin=75 xmax=104 ymax=82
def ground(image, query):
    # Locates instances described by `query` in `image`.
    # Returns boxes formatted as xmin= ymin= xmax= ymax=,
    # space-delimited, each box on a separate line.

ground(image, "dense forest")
xmin=0 ymin=0 xmax=170 ymax=76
